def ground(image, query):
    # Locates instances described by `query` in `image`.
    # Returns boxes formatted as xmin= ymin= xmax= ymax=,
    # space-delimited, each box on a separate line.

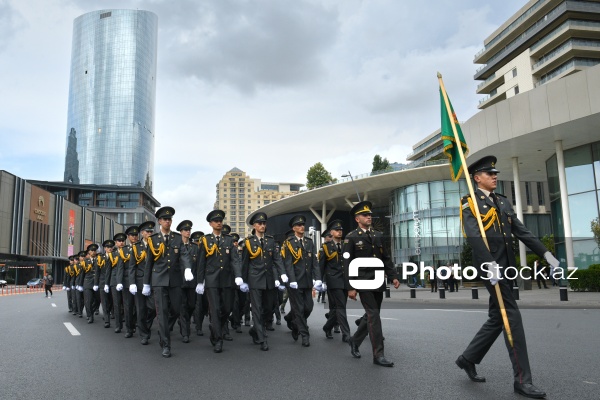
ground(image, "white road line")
xmin=51 ymin=303 xmax=57 ymax=307
xmin=347 ymin=314 xmax=398 ymax=320
xmin=63 ymin=322 xmax=81 ymax=336
xmin=423 ymin=309 xmax=487 ymax=313
xmin=583 ymin=381 xmax=598 ymax=385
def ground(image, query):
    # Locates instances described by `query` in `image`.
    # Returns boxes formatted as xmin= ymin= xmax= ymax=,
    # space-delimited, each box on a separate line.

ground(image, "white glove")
xmin=322 ymin=283 xmax=327 ymax=292
xmin=290 ymin=282 xmax=298 ymax=289
xmin=483 ymin=262 xmax=502 ymax=285
xmin=129 ymin=284 xmax=137 ymax=295
xmin=235 ymin=277 xmax=244 ymax=286
xmin=71 ymin=285 xmax=75 ymax=290
xmin=116 ymin=283 xmax=123 ymax=291
xmin=142 ymin=284 xmax=151 ymax=296
xmin=240 ymin=283 xmax=249 ymax=293
xmin=93 ymin=285 xmax=98 ymax=292
xmin=77 ymin=286 xmax=83 ymax=292
xmin=62 ymin=286 xmax=66 ymax=290
xmin=281 ymin=274 xmax=289 ymax=283
xmin=275 ymin=280 xmax=281 ymax=287
xmin=196 ymin=283 xmax=204 ymax=295
xmin=104 ymin=285 xmax=109 ymax=293
xmin=544 ymin=252 xmax=560 ymax=269
xmin=184 ymin=268 xmax=194 ymax=281
xmin=66 ymin=287 xmax=71 ymax=292
xmin=314 ymin=279 xmax=323 ymax=289
xmin=278 ymin=285 xmax=286 ymax=291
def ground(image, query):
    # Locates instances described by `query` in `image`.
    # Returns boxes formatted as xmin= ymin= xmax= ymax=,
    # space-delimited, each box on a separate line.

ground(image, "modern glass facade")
xmin=64 ymin=10 xmax=158 ymax=192
xmin=547 ymin=141 xmax=600 ymax=269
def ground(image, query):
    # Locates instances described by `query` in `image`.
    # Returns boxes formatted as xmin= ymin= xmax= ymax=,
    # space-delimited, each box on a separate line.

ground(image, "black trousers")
xmin=205 ymin=287 xmax=234 ymax=341
xmin=462 ymin=279 xmax=532 ymax=384
xmin=66 ymin=288 xmax=73 ymax=311
xmin=70 ymin=287 xmax=78 ymax=313
xmin=75 ymin=289 xmax=84 ymax=316
xmin=122 ymin=289 xmax=136 ymax=334
xmin=194 ymin=293 xmax=209 ymax=332
xmin=154 ymin=286 xmax=181 ymax=348
xmin=84 ymin=288 xmax=94 ymax=318
xmin=179 ymin=287 xmax=196 ymax=337
xmin=45 ymin=285 xmax=53 ymax=296
xmin=134 ymin=289 xmax=154 ymax=339
xmin=323 ymin=288 xmax=350 ymax=337
xmin=353 ymin=290 xmax=385 ymax=359
xmin=111 ymin=287 xmax=123 ymax=329
xmin=93 ymin=290 xmax=101 ymax=313
xmin=249 ymin=288 xmax=275 ymax=343
xmin=287 ymin=288 xmax=314 ymax=338
xmin=231 ymin=289 xmax=249 ymax=328
xmin=100 ymin=288 xmax=112 ymax=325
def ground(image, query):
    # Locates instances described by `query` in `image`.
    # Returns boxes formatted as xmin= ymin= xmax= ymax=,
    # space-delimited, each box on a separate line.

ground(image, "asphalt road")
xmin=1 ymin=291 xmax=599 ymax=400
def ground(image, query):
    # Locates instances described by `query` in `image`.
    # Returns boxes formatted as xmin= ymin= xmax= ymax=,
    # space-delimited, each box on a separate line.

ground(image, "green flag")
xmin=440 ymin=88 xmax=469 ymax=181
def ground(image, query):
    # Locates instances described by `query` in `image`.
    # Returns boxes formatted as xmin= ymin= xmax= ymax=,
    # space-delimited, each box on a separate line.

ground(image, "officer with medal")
xmin=282 ymin=215 xmax=322 ymax=347
xmin=95 ymin=240 xmax=114 ymax=328
xmin=177 ymin=219 xmax=197 ymax=344
xmin=343 ymin=201 xmax=400 ymax=367
xmin=191 ymin=231 xmax=208 ymax=336
xmin=455 ymin=156 xmax=558 ymax=399
xmin=82 ymin=244 xmax=98 ymax=323
xmin=116 ymin=226 xmax=141 ymax=338
xmin=239 ymin=212 xmax=284 ymax=350
xmin=319 ymin=219 xmax=351 ymax=342
xmin=196 ymin=210 xmax=242 ymax=353
xmin=105 ymin=233 xmax=125 ymax=333
xmin=64 ymin=257 xmax=74 ymax=313
xmin=130 ymin=221 xmax=155 ymax=345
xmin=142 ymin=206 xmax=193 ymax=358
xmin=74 ymin=251 xmax=86 ymax=318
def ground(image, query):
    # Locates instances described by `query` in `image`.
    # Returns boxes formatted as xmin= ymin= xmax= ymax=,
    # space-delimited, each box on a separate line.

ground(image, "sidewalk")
xmin=380 ymin=285 xmax=600 ymax=308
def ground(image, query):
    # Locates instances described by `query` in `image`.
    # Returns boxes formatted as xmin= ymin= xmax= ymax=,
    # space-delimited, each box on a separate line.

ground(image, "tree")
xmin=306 ymin=162 xmax=337 ymax=189
xmin=592 ymin=218 xmax=600 ymax=250
xmin=372 ymin=154 xmax=390 ymax=173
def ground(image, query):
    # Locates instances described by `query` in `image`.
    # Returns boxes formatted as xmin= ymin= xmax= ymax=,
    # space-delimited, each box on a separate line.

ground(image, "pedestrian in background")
xmin=43 ymin=273 xmax=53 ymax=298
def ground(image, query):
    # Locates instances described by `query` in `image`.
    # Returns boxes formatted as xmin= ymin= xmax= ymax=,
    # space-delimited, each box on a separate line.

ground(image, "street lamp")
xmin=341 ymin=171 xmax=361 ymax=202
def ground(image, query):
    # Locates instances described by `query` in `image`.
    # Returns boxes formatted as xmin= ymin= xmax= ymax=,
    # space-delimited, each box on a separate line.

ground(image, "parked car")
xmin=26 ymin=278 xmax=43 ymax=288
xmin=0 ymin=280 xmax=7 ymax=287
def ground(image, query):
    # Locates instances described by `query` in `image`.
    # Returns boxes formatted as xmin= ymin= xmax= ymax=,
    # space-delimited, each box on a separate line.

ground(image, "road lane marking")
xmin=347 ymin=314 xmax=398 ymax=320
xmin=51 ymin=303 xmax=57 ymax=307
xmin=423 ymin=309 xmax=487 ymax=313
xmin=583 ymin=381 xmax=597 ymax=385
xmin=64 ymin=322 xmax=81 ymax=336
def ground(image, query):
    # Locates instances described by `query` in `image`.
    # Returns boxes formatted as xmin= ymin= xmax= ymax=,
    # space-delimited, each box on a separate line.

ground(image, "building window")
xmin=514 ymin=85 xmax=519 ymax=95
xmin=264 ymin=200 xmax=270 ymax=205
xmin=525 ymin=182 xmax=532 ymax=206
xmin=231 ymin=211 xmax=236 ymax=216
xmin=512 ymin=68 xmax=517 ymax=78
xmin=229 ymin=178 xmax=235 ymax=181
xmin=248 ymin=200 xmax=251 ymax=203
xmin=537 ymin=182 xmax=545 ymax=206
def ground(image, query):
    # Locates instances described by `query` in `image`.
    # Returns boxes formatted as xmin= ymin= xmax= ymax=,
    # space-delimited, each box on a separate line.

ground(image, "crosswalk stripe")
xmin=63 ymin=322 xmax=81 ymax=336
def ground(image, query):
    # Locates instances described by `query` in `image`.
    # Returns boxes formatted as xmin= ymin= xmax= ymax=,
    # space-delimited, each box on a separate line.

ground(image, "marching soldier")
xmin=191 ymin=231 xmax=208 ymax=336
xmin=319 ymin=220 xmax=351 ymax=342
xmin=196 ymin=210 xmax=242 ymax=353
xmin=74 ymin=251 xmax=86 ymax=318
xmin=343 ymin=201 xmax=400 ymax=367
xmin=82 ymin=244 xmax=98 ymax=323
xmin=282 ymin=215 xmax=322 ymax=347
xmin=63 ymin=256 xmax=74 ymax=313
xmin=142 ymin=206 xmax=193 ymax=358
xmin=241 ymin=212 xmax=285 ymax=351
xmin=69 ymin=256 xmax=79 ymax=315
xmin=95 ymin=240 xmax=114 ymax=328
xmin=455 ymin=156 xmax=558 ymax=399
xmin=130 ymin=221 xmax=155 ymax=345
xmin=229 ymin=232 xmax=247 ymax=333
xmin=117 ymin=226 xmax=141 ymax=338
xmin=105 ymin=233 xmax=125 ymax=333
xmin=177 ymin=220 xmax=197 ymax=344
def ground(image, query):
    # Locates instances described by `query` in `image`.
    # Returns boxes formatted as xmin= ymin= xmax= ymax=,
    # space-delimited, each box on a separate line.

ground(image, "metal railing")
xmin=530 ymin=19 xmax=600 ymax=52
xmin=532 ymin=39 xmax=600 ymax=70
xmin=476 ymin=72 xmax=497 ymax=91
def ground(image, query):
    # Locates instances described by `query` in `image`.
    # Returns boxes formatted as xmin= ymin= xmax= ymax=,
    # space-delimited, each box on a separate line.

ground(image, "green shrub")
xmin=569 ymin=267 xmax=600 ymax=291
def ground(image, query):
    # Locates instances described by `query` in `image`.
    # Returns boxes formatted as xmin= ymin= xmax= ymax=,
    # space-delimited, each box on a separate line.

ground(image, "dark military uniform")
xmin=74 ymin=253 xmax=86 ymax=317
xmin=94 ymin=241 xmax=114 ymax=328
xmin=176 ymin=220 xmax=197 ymax=342
xmin=343 ymin=201 xmax=398 ymax=363
xmin=319 ymin=220 xmax=351 ymax=341
xmin=282 ymin=215 xmax=321 ymax=345
xmin=82 ymin=249 xmax=97 ymax=323
xmin=116 ymin=234 xmax=137 ymax=337
xmin=68 ymin=258 xmax=79 ymax=315
xmin=131 ymin=222 xmax=155 ymax=343
xmin=64 ymin=260 xmax=73 ymax=313
xmin=459 ymin=156 xmax=549 ymax=392
xmin=190 ymin=231 xmax=208 ymax=336
xmin=105 ymin=237 xmax=123 ymax=333
xmin=242 ymin=227 xmax=284 ymax=348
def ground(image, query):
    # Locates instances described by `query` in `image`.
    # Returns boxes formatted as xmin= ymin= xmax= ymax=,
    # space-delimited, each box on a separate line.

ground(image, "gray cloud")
xmin=0 ymin=0 xmax=25 ymax=52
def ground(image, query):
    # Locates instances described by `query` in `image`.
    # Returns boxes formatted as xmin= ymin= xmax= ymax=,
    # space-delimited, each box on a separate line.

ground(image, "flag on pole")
xmin=440 ymin=88 xmax=469 ymax=181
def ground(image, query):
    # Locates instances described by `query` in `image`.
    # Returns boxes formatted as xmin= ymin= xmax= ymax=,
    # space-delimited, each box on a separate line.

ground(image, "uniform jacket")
xmin=105 ymin=250 xmax=121 ymax=287
xmin=241 ymin=234 xmax=284 ymax=290
xmin=319 ymin=240 xmax=346 ymax=289
xmin=461 ymin=189 xmax=547 ymax=274
xmin=66 ymin=264 xmax=75 ymax=286
xmin=128 ymin=241 xmax=148 ymax=289
xmin=342 ymin=228 xmax=397 ymax=292
xmin=75 ymin=260 xmax=86 ymax=287
xmin=82 ymin=257 xmax=95 ymax=289
xmin=93 ymin=254 xmax=108 ymax=287
xmin=282 ymin=236 xmax=321 ymax=289
xmin=117 ymin=244 xmax=141 ymax=287
xmin=196 ymin=233 xmax=241 ymax=288
xmin=143 ymin=231 xmax=192 ymax=287
xmin=181 ymin=241 xmax=198 ymax=288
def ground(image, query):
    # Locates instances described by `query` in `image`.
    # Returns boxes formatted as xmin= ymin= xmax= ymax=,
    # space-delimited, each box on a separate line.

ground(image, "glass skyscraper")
xmin=64 ymin=10 xmax=158 ymax=192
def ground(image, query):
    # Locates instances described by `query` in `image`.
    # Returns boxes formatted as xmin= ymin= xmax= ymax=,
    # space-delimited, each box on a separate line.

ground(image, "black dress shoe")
xmin=223 ymin=333 xmax=233 ymax=341
xmin=87 ymin=318 xmax=93 ymax=324
xmin=249 ymin=328 xmax=260 ymax=344
xmin=104 ymin=323 xmax=110 ymax=328
xmin=214 ymin=340 xmax=223 ymax=353
xmin=196 ymin=330 xmax=204 ymax=336
xmin=349 ymin=338 xmax=361 ymax=358
xmin=79 ymin=314 xmax=83 ymax=318
xmin=95 ymin=311 xmax=99 ymax=315
xmin=141 ymin=338 xmax=149 ymax=345
xmin=334 ymin=326 xmax=340 ymax=333
xmin=125 ymin=332 xmax=133 ymax=338
xmin=276 ymin=319 xmax=281 ymax=325
xmin=373 ymin=356 xmax=394 ymax=367
xmin=301 ymin=336 xmax=310 ymax=347
xmin=162 ymin=347 xmax=171 ymax=358
xmin=266 ymin=323 xmax=275 ymax=331
xmin=291 ymin=329 xmax=299 ymax=341
xmin=182 ymin=336 xmax=189 ymax=343
xmin=260 ymin=341 xmax=269 ymax=351
xmin=514 ymin=383 xmax=546 ymax=399
xmin=455 ymin=355 xmax=486 ymax=382
xmin=323 ymin=327 xmax=333 ymax=339
xmin=115 ymin=328 xmax=122 ymax=333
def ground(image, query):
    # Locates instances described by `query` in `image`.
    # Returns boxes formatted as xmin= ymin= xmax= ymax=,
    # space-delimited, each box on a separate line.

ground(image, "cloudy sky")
xmin=0 ymin=0 xmax=525 ymax=226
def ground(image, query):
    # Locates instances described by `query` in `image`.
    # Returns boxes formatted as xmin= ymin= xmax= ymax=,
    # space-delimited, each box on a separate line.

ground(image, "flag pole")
xmin=437 ymin=72 xmax=514 ymax=348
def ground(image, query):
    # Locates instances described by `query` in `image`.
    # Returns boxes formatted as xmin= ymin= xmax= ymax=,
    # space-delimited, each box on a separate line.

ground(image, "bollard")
xmin=439 ymin=288 xmax=445 ymax=299
xmin=410 ymin=288 xmax=416 ymax=299
xmin=513 ymin=286 xmax=520 ymax=300
xmin=385 ymin=286 xmax=390 ymax=298
xmin=471 ymin=287 xmax=479 ymax=299
xmin=560 ymin=286 xmax=568 ymax=301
